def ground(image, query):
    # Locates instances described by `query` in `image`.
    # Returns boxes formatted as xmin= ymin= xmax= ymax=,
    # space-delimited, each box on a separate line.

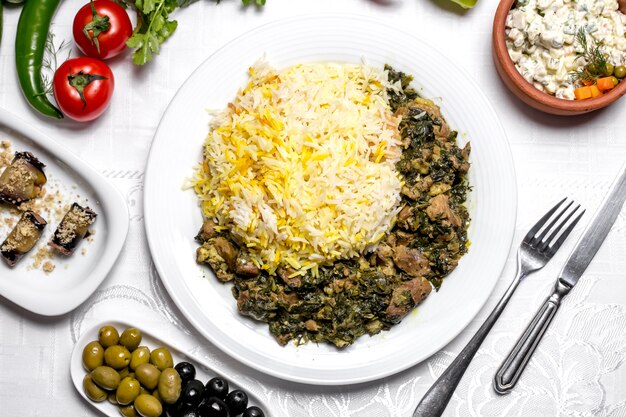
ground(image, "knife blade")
xmin=494 ymin=163 xmax=626 ymax=395
xmin=559 ymin=163 xmax=626 ymax=288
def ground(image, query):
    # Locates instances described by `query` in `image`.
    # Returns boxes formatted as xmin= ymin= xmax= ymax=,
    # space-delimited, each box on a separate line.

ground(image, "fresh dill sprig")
xmin=571 ymin=28 xmax=610 ymax=83
xmin=39 ymin=32 xmax=71 ymax=97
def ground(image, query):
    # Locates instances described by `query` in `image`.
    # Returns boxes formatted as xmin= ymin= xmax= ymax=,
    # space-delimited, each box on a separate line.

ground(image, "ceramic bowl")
xmin=492 ymin=0 xmax=626 ymax=116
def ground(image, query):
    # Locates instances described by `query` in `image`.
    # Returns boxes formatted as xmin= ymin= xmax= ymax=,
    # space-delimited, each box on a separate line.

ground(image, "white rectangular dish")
xmin=70 ymin=320 xmax=272 ymax=417
xmin=0 ymin=108 xmax=129 ymax=316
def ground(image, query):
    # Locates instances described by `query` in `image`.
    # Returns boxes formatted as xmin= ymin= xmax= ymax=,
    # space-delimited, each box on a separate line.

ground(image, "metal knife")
xmin=493 ymin=163 xmax=626 ymax=395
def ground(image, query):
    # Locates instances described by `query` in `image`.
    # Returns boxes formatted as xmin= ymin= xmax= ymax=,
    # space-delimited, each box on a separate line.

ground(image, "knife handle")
xmin=493 ymin=280 xmax=570 ymax=394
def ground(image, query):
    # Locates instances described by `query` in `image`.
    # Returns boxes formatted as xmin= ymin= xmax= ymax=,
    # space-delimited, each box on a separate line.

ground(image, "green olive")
xmin=134 ymin=363 xmax=160 ymax=390
xmin=99 ymin=326 xmax=120 ymax=348
xmin=151 ymin=389 xmax=161 ymax=403
xmin=104 ymin=345 xmax=132 ymax=370
xmin=604 ymin=63 xmax=615 ymax=76
xmin=130 ymin=346 xmax=150 ymax=370
xmin=83 ymin=374 xmax=107 ymax=402
xmin=611 ymin=76 xmax=619 ymax=86
xmin=149 ymin=347 xmax=173 ymax=371
xmin=157 ymin=368 xmax=181 ymax=405
xmin=139 ymin=387 xmax=150 ymax=396
xmin=91 ymin=366 xmax=121 ymax=391
xmin=119 ymin=404 xmax=138 ymax=417
xmin=134 ymin=394 xmax=163 ymax=417
xmin=82 ymin=341 xmax=105 ymax=371
xmin=120 ymin=328 xmax=143 ymax=351
xmin=119 ymin=367 xmax=131 ymax=379
xmin=108 ymin=392 xmax=119 ymax=405
xmin=587 ymin=63 xmax=597 ymax=74
xmin=116 ymin=377 xmax=141 ymax=406
xmin=615 ymin=65 xmax=626 ymax=79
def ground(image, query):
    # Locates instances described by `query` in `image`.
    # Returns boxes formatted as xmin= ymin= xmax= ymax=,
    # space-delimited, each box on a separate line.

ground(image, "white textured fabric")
xmin=1 ymin=0 xmax=626 ymax=416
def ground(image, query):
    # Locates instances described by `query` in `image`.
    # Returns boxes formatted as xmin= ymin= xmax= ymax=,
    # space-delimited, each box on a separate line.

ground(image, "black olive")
xmin=242 ymin=407 xmax=264 ymax=417
xmin=181 ymin=379 xmax=205 ymax=408
xmin=180 ymin=410 xmax=201 ymax=417
xmin=225 ymin=390 xmax=248 ymax=415
xmin=165 ymin=401 xmax=193 ymax=417
xmin=160 ymin=406 xmax=177 ymax=417
xmin=197 ymin=397 xmax=231 ymax=417
xmin=205 ymin=377 xmax=229 ymax=400
xmin=175 ymin=362 xmax=196 ymax=385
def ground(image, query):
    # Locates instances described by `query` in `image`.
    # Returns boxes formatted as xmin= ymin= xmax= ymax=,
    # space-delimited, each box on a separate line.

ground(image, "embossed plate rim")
xmin=144 ymin=13 xmax=517 ymax=385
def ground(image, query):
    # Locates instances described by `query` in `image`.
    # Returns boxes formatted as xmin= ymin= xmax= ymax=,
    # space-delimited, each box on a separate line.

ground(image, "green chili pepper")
xmin=15 ymin=0 xmax=63 ymax=119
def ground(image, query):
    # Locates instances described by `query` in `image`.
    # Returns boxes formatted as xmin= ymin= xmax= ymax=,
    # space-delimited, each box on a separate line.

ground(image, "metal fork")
xmin=412 ymin=198 xmax=584 ymax=417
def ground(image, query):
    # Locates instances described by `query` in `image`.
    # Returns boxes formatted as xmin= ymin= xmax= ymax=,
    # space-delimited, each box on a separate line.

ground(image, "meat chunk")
xmin=196 ymin=242 xmax=235 ymax=282
xmin=305 ymin=320 xmax=319 ymax=331
xmin=213 ymin=237 xmax=238 ymax=267
xmin=417 ymin=176 xmax=433 ymax=192
xmin=278 ymin=267 xmax=302 ymax=288
xmin=385 ymin=278 xmax=432 ymax=322
xmin=376 ymin=244 xmax=396 ymax=276
xmin=398 ymin=205 xmax=412 ymax=222
xmin=393 ymin=245 xmax=430 ymax=278
xmin=234 ymin=254 xmax=260 ymax=278
xmin=397 ymin=205 xmax=416 ymax=231
xmin=426 ymin=194 xmax=462 ymax=228
xmin=401 ymin=186 xmax=419 ymax=200
xmin=195 ymin=220 xmax=217 ymax=243
xmin=461 ymin=143 xmax=471 ymax=161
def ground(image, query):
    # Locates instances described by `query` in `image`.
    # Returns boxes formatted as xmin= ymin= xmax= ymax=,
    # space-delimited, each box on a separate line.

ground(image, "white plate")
xmin=0 ymin=108 xmax=129 ymax=316
xmin=144 ymin=14 xmax=517 ymax=385
xmin=70 ymin=320 xmax=271 ymax=416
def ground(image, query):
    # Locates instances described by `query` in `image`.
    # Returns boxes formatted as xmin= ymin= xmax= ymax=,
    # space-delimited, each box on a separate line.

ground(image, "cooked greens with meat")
xmin=193 ymin=61 xmax=470 ymax=348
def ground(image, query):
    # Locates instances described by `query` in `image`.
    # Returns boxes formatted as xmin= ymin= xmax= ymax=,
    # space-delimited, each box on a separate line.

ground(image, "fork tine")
xmin=537 ymin=203 xmax=580 ymax=251
xmin=532 ymin=200 xmax=574 ymax=245
xmin=523 ymin=197 xmax=567 ymax=242
xmin=545 ymin=209 xmax=585 ymax=257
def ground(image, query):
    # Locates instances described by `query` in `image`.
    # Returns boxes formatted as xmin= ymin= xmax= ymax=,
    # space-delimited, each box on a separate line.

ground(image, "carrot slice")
xmin=597 ymin=77 xmax=615 ymax=91
xmin=574 ymin=86 xmax=592 ymax=100
xmin=590 ymin=84 xmax=603 ymax=98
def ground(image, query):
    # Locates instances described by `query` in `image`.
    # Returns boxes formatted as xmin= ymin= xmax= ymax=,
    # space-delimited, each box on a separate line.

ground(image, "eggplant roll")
xmin=48 ymin=203 xmax=97 ymax=256
xmin=1 ymin=211 xmax=47 ymax=267
xmin=0 ymin=152 xmax=47 ymax=205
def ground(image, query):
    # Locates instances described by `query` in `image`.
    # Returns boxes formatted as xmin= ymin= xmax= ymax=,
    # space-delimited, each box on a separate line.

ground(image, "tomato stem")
xmin=83 ymin=0 xmax=111 ymax=55
xmin=67 ymin=70 xmax=107 ymax=109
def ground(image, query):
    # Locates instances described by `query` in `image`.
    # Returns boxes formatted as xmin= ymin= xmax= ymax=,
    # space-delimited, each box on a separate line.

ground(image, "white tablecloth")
xmin=1 ymin=0 xmax=626 ymax=416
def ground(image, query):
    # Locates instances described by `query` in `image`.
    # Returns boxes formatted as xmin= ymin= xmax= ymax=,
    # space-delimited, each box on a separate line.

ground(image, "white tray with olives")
xmin=70 ymin=321 xmax=271 ymax=417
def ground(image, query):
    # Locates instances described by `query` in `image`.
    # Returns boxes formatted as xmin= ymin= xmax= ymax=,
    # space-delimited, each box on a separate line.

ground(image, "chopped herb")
xmin=571 ymin=28 xmax=610 ymax=83
xmin=125 ymin=0 xmax=267 ymax=65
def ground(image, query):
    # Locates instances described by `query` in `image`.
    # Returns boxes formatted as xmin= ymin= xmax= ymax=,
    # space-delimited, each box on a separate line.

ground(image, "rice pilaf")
xmin=193 ymin=60 xmax=405 ymax=276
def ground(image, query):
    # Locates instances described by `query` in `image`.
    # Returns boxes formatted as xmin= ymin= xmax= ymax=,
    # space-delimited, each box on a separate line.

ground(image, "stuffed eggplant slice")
xmin=0 ymin=152 xmax=47 ymax=205
xmin=48 ymin=203 xmax=97 ymax=256
xmin=1 ymin=211 xmax=47 ymax=266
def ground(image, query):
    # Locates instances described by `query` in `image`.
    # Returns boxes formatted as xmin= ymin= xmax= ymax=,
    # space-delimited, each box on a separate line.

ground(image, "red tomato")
xmin=53 ymin=58 xmax=114 ymax=122
xmin=73 ymin=0 xmax=132 ymax=60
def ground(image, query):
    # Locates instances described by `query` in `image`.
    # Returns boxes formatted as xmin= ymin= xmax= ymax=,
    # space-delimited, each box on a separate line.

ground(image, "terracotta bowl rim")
xmin=493 ymin=0 xmax=626 ymax=112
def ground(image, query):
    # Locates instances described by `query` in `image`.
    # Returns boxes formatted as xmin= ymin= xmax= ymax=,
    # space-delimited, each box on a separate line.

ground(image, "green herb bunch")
xmin=572 ymin=28 xmax=610 ymax=83
xmin=121 ymin=0 xmax=266 ymax=65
